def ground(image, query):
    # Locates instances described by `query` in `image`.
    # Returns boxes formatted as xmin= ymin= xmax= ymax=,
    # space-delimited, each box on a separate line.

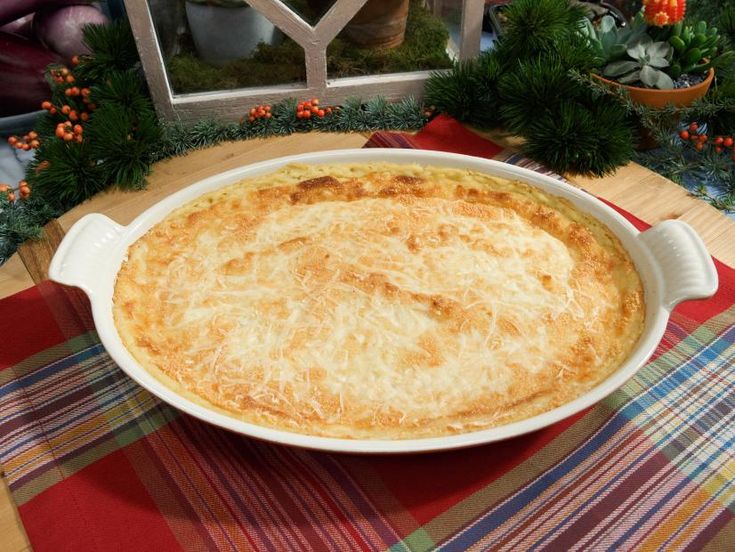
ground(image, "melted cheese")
xmin=113 ymin=163 xmax=645 ymax=439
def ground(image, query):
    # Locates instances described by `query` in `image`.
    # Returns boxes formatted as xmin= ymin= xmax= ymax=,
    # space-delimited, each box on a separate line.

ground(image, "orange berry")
xmin=699 ymin=134 xmax=708 ymax=142
xmin=695 ymin=142 xmax=704 ymax=151
xmin=317 ymin=109 xmax=325 ymax=117
xmin=30 ymin=140 xmax=40 ymax=148
xmin=248 ymin=116 xmax=255 ymax=123
xmin=250 ymin=108 xmax=256 ymax=116
xmin=87 ymin=103 xmax=96 ymax=111
xmin=75 ymin=134 xmax=83 ymax=143
xmin=49 ymin=107 xmax=57 ymax=115
xmin=64 ymin=88 xmax=73 ymax=97
xmin=61 ymin=105 xmax=71 ymax=114
xmin=41 ymin=100 xmax=52 ymax=110
xmin=19 ymin=185 xmax=31 ymax=199
xmin=21 ymin=143 xmax=30 ymax=151
xmin=265 ymin=112 xmax=272 ymax=119
xmin=63 ymin=133 xmax=74 ymax=142
xmin=28 ymin=131 xmax=38 ymax=140
xmin=7 ymin=192 xmax=15 ymax=202
xmin=311 ymin=98 xmax=319 ymax=106
xmin=0 ymin=184 xmax=9 ymax=192
xmin=73 ymin=124 xmax=83 ymax=134
xmin=81 ymin=87 xmax=90 ymax=97
xmin=55 ymin=126 xmax=66 ymax=138
xmin=71 ymin=55 xmax=80 ymax=65
xmin=265 ymin=105 xmax=271 ymax=112
xmin=80 ymin=112 xmax=90 ymax=121
xmin=61 ymin=67 xmax=69 ymax=76
xmin=7 ymin=136 xmax=17 ymax=145
xmin=69 ymin=111 xmax=79 ymax=121
xmin=66 ymin=75 xmax=75 ymax=84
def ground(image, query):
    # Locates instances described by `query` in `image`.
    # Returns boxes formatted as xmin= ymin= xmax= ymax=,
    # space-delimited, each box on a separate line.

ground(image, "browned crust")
xmin=113 ymin=163 xmax=645 ymax=440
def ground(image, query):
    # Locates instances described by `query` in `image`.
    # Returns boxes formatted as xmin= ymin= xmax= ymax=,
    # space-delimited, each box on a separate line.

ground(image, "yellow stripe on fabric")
xmin=6 ymin=387 xmax=160 ymax=484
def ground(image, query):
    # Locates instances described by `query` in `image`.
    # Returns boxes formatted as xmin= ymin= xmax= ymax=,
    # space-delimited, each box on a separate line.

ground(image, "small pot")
xmin=592 ymin=68 xmax=715 ymax=108
xmin=308 ymin=0 xmax=410 ymax=49
xmin=185 ymin=1 xmax=282 ymax=67
xmin=592 ymin=68 xmax=715 ymax=149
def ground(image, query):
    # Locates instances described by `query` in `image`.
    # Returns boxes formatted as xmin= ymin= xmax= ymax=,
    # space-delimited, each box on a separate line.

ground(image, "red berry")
xmin=689 ymin=122 xmax=699 ymax=132
xmin=679 ymin=130 xmax=690 ymax=140
xmin=714 ymin=136 xmax=724 ymax=145
xmin=317 ymin=109 xmax=325 ymax=117
xmin=700 ymin=134 xmax=708 ymax=142
xmin=695 ymin=142 xmax=704 ymax=151
xmin=715 ymin=146 xmax=723 ymax=154
xmin=724 ymin=137 xmax=734 ymax=148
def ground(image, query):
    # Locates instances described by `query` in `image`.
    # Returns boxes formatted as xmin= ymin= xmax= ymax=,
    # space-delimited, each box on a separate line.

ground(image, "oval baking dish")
xmin=48 ymin=149 xmax=718 ymax=453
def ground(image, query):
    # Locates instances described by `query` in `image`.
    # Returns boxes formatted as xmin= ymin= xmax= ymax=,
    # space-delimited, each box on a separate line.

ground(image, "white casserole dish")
xmin=48 ymin=149 xmax=718 ymax=453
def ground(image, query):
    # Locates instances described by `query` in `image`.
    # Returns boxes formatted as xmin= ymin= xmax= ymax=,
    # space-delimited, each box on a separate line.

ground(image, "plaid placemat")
xmin=1 ymin=117 xmax=734 ymax=551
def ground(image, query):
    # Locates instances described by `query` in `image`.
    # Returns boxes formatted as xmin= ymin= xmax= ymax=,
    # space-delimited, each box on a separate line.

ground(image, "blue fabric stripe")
xmin=0 ymin=344 xmax=104 ymax=409
xmin=439 ymin=324 xmax=734 ymax=550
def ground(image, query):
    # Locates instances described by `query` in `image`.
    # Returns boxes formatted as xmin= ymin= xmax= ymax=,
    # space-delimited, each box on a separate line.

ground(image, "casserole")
xmin=48 ymin=149 xmax=718 ymax=453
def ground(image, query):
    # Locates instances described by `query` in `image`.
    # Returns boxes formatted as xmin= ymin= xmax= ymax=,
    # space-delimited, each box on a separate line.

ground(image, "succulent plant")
xmin=668 ymin=20 xmax=720 ymax=78
xmin=580 ymin=13 xmax=648 ymax=65
xmin=603 ymin=36 xmax=675 ymax=89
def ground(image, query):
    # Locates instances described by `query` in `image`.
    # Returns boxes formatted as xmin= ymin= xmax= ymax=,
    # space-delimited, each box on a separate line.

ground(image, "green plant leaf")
xmin=604 ymin=60 xmax=640 ymax=77
xmin=600 ymin=15 xmax=616 ymax=34
xmin=617 ymin=70 xmax=641 ymax=83
xmin=648 ymin=41 xmax=673 ymax=59
xmin=627 ymin=42 xmax=647 ymax=60
xmin=648 ymin=56 xmax=670 ymax=68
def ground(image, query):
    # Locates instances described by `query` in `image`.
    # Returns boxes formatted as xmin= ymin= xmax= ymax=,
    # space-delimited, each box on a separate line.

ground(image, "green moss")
xmin=167 ymin=0 xmax=452 ymax=94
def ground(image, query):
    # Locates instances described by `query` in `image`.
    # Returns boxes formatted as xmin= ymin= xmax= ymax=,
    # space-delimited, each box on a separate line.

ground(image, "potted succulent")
xmin=581 ymin=0 xmax=720 ymax=108
xmin=185 ymin=0 xmax=282 ymax=67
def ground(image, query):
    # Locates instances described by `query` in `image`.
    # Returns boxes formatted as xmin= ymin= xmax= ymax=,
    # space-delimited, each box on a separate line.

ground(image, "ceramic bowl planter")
xmin=185 ymin=0 xmax=282 ymax=67
xmin=592 ymin=67 xmax=715 ymax=108
xmin=592 ymin=68 xmax=714 ymax=149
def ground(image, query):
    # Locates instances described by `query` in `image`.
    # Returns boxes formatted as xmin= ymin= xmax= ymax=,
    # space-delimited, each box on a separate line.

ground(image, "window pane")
xmin=149 ymin=0 xmax=306 ymax=95
xmin=326 ymin=0 xmax=453 ymax=79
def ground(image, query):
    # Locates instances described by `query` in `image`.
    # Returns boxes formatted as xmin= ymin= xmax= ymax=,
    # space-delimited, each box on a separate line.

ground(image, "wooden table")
xmin=1 ymin=131 xmax=734 ymax=551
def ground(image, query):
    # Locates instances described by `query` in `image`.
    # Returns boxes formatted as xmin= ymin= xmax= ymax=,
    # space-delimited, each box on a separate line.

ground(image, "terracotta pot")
xmin=592 ymin=68 xmax=714 ymax=108
xmin=308 ymin=0 xmax=410 ymax=49
xmin=592 ymin=69 xmax=715 ymax=149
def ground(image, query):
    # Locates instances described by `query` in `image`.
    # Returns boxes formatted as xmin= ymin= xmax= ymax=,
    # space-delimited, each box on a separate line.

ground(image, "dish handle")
xmin=639 ymin=219 xmax=718 ymax=310
xmin=48 ymin=214 xmax=125 ymax=298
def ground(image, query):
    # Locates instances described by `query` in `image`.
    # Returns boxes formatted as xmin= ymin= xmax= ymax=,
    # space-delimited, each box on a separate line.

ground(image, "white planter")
xmin=185 ymin=2 xmax=282 ymax=67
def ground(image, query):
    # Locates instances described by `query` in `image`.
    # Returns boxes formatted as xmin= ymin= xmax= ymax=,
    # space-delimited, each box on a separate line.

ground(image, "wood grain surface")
xmin=1 ymin=130 xmax=734 ymax=551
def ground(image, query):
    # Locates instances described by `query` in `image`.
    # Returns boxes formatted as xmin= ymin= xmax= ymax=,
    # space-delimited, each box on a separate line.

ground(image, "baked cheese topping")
xmin=113 ymin=163 xmax=645 ymax=439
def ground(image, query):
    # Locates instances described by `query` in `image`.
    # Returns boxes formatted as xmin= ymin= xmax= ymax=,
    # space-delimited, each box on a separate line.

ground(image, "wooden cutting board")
xmin=1 ymin=129 xmax=734 ymax=552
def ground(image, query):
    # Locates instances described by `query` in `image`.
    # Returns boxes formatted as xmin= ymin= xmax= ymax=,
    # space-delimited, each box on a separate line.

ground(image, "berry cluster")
xmin=55 ymin=121 xmax=84 ymax=143
xmin=0 ymin=180 xmax=31 ymax=202
xmin=7 ymin=131 xmax=40 ymax=151
xmin=296 ymin=98 xmax=332 ymax=119
xmin=679 ymin=122 xmax=735 ymax=160
xmin=244 ymin=104 xmax=272 ymax=123
xmin=8 ymin=60 xmax=95 ymax=152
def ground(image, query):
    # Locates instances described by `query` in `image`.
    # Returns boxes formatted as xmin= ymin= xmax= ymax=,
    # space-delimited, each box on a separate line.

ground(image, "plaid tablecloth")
xmin=1 ymin=118 xmax=734 ymax=551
